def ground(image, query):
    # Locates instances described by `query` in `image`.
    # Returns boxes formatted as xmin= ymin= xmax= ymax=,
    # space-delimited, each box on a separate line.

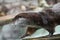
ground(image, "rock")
xmin=1 ymin=18 xmax=29 ymax=40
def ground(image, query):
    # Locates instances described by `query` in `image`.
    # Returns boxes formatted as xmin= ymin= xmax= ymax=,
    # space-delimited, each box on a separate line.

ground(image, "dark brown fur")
xmin=13 ymin=9 xmax=60 ymax=37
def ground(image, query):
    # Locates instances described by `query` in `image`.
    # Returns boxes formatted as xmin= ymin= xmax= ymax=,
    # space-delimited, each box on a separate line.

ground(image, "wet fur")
xmin=13 ymin=9 xmax=60 ymax=37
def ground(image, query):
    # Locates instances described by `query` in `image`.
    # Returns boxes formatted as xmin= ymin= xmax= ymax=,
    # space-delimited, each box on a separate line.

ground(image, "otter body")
xmin=13 ymin=9 xmax=60 ymax=37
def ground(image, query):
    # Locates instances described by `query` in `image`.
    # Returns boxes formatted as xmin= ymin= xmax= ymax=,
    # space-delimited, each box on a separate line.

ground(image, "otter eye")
xmin=19 ymin=16 xmax=22 ymax=18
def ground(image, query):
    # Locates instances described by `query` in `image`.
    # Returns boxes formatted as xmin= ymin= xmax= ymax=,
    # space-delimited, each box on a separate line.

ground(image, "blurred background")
xmin=0 ymin=0 xmax=60 ymax=40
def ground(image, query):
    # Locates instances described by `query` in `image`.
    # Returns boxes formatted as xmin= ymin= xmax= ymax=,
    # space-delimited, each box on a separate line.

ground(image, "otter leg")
xmin=47 ymin=27 xmax=55 ymax=37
